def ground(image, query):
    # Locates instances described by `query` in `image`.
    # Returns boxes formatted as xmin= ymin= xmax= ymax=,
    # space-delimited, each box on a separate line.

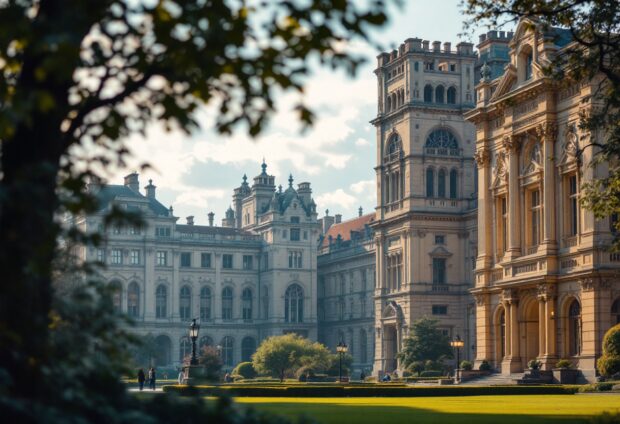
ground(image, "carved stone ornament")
xmin=493 ymin=152 xmax=508 ymax=186
xmin=474 ymin=149 xmax=490 ymax=167
xmin=503 ymin=135 xmax=521 ymax=153
xmin=579 ymin=277 xmax=596 ymax=292
xmin=536 ymin=283 xmax=557 ymax=300
xmin=500 ymin=288 xmax=518 ymax=304
xmin=536 ymin=122 xmax=558 ymax=142
xmin=473 ymin=293 xmax=485 ymax=306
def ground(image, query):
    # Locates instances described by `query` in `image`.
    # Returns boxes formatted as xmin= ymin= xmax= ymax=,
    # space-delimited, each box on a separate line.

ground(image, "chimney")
xmin=208 ymin=212 xmax=214 ymax=227
xmin=322 ymin=209 xmax=335 ymax=233
xmin=335 ymin=214 xmax=342 ymax=224
xmin=145 ymin=179 xmax=156 ymax=199
xmin=358 ymin=206 xmax=363 ymax=217
xmin=432 ymin=41 xmax=441 ymax=52
xmin=422 ymin=40 xmax=429 ymax=51
xmin=443 ymin=42 xmax=451 ymax=53
xmin=124 ymin=172 xmax=139 ymax=192
xmin=186 ymin=216 xmax=194 ymax=225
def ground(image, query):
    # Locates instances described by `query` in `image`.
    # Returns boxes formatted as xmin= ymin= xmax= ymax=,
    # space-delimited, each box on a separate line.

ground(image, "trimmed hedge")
xmin=163 ymin=384 xmax=580 ymax=397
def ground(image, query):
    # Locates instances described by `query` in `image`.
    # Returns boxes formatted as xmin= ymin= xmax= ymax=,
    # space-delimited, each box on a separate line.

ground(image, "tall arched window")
xmin=386 ymin=96 xmax=392 ymax=112
xmin=242 ymin=288 xmax=253 ymax=321
xmin=285 ymin=284 xmax=304 ymax=323
xmin=110 ymin=280 xmax=122 ymax=312
xmin=199 ymin=336 xmax=213 ymax=348
xmin=179 ymin=285 xmax=191 ymax=321
xmin=156 ymin=284 xmax=167 ymax=318
xmin=425 ymin=129 xmax=459 ymax=153
xmin=612 ymin=298 xmax=620 ymax=325
xmin=426 ymin=168 xmax=435 ymax=197
xmin=438 ymin=169 xmax=446 ymax=198
xmin=127 ymin=281 xmax=140 ymax=318
xmin=241 ymin=337 xmax=257 ymax=362
xmin=222 ymin=287 xmax=233 ymax=320
xmin=449 ymin=169 xmax=458 ymax=199
xmin=180 ymin=337 xmax=191 ymax=363
xmin=424 ymin=84 xmax=433 ymax=102
xmin=200 ymin=286 xmax=212 ymax=320
xmin=360 ymin=329 xmax=368 ymax=363
xmin=568 ymin=299 xmax=582 ymax=356
xmin=155 ymin=335 xmax=171 ymax=366
xmin=447 ymin=86 xmax=457 ymax=104
xmin=435 ymin=85 xmax=445 ymax=103
xmin=221 ymin=336 xmax=234 ymax=366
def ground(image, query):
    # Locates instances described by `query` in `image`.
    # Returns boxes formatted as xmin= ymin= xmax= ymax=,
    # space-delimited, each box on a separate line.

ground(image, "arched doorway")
xmin=521 ymin=299 xmax=539 ymax=369
xmin=383 ymin=325 xmax=398 ymax=373
xmin=494 ymin=306 xmax=506 ymax=367
xmin=154 ymin=335 xmax=171 ymax=367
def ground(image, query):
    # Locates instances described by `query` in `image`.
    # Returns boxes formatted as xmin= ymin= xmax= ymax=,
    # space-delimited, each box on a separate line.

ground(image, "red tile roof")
xmin=321 ymin=213 xmax=375 ymax=248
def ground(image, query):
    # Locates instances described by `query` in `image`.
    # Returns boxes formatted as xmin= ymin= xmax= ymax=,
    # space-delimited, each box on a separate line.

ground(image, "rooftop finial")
xmin=325 ymin=209 xmax=329 ymax=216
xmin=261 ymin=158 xmax=267 ymax=174
xmin=278 ymin=184 xmax=283 ymax=193
xmin=242 ymin=174 xmax=247 ymax=184
xmin=288 ymin=174 xmax=294 ymax=187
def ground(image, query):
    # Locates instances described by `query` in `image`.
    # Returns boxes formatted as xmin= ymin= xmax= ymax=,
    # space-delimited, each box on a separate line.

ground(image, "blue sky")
xmin=113 ymin=0 xmax=473 ymax=226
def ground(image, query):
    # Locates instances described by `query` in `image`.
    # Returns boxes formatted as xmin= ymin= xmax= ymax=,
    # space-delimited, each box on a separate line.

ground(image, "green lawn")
xmin=235 ymin=394 xmax=620 ymax=424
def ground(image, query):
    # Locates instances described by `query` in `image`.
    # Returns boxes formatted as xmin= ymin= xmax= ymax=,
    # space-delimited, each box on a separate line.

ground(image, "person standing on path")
xmin=148 ymin=367 xmax=156 ymax=390
xmin=178 ymin=369 xmax=185 ymax=385
xmin=137 ymin=369 xmax=146 ymax=391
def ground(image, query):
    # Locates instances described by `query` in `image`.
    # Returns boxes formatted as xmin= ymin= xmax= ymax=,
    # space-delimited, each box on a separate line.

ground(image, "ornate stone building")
xmin=78 ymin=163 xmax=319 ymax=370
xmin=317 ymin=210 xmax=376 ymax=374
xmin=465 ymin=19 xmax=620 ymax=381
xmin=370 ymin=38 xmax=479 ymax=376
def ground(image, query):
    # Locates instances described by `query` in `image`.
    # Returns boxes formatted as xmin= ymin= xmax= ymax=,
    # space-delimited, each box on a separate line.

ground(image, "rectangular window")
xmin=96 ymin=248 xmax=106 ymax=263
xmin=432 ymin=305 xmax=448 ymax=315
xmin=290 ymin=228 xmax=301 ymax=241
xmin=291 ymin=217 xmax=300 ymax=224
xmin=156 ymin=251 xmax=167 ymax=266
xmin=243 ymin=255 xmax=253 ymax=270
xmin=530 ymin=189 xmax=541 ymax=246
xmin=568 ymin=175 xmax=578 ymax=236
xmin=303 ymin=231 xmax=308 ymax=240
xmin=414 ymin=61 xmax=419 ymax=71
xmin=223 ymin=254 xmax=233 ymax=269
xmin=432 ymin=258 xmax=446 ymax=284
xmin=110 ymin=249 xmax=122 ymax=265
xmin=282 ymin=229 xmax=287 ymax=239
xmin=497 ymin=196 xmax=508 ymax=255
xmin=435 ymin=235 xmax=445 ymax=245
xmin=129 ymin=226 xmax=141 ymax=235
xmin=130 ymin=249 xmax=140 ymax=265
xmin=201 ymin=253 xmax=211 ymax=268
xmin=180 ymin=252 xmax=191 ymax=267
xmin=262 ymin=252 xmax=269 ymax=270
xmin=155 ymin=227 xmax=171 ymax=238
xmin=288 ymin=251 xmax=302 ymax=269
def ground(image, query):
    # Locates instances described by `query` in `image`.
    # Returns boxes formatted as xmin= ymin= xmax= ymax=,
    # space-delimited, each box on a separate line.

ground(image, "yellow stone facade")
xmin=465 ymin=19 xmax=620 ymax=381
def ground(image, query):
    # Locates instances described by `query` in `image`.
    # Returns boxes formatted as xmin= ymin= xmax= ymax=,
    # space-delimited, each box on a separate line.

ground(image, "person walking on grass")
xmin=137 ymin=368 xmax=146 ymax=391
xmin=178 ymin=369 xmax=185 ymax=385
xmin=148 ymin=367 xmax=156 ymax=390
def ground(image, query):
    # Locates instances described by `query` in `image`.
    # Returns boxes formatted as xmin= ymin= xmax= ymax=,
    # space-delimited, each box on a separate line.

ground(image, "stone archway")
xmin=521 ymin=299 xmax=539 ymax=369
xmin=383 ymin=325 xmax=398 ymax=373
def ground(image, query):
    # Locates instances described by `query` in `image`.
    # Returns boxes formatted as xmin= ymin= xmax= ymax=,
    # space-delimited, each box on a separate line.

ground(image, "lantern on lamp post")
xmin=336 ymin=341 xmax=348 ymax=383
xmin=189 ymin=318 xmax=200 ymax=366
xmin=450 ymin=335 xmax=465 ymax=382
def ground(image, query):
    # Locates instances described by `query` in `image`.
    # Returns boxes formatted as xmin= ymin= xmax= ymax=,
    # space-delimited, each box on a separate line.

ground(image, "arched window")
xmin=385 ymin=133 xmax=402 ymax=163
xmin=425 ymin=129 xmax=459 ymax=151
xmin=438 ymin=169 xmax=446 ymax=198
xmin=199 ymin=336 xmax=213 ymax=348
xmin=241 ymin=337 xmax=257 ymax=362
xmin=155 ymin=335 xmax=171 ymax=366
xmin=242 ymin=288 xmax=253 ymax=321
xmin=360 ymin=329 xmax=368 ymax=363
xmin=285 ymin=284 xmax=304 ymax=323
xmin=180 ymin=337 xmax=191 ymax=363
xmin=127 ymin=281 xmax=140 ymax=318
xmin=447 ymin=86 xmax=457 ymax=104
xmin=424 ymin=84 xmax=433 ymax=102
xmin=525 ymin=50 xmax=533 ymax=80
xmin=435 ymin=85 xmax=445 ymax=103
xmin=386 ymin=96 xmax=392 ymax=112
xmin=568 ymin=300 xmax=582 ymax=356
xmin=222 ymin=287 xmax=233 ymax=320
xmin=179 ymin=285 xmax=191 ymax=321
xmin=156 ymin=284 xmax=167 ymax=318
xmin=110 ymin=280 xmax=122 ymax=312
xmin=426 ymin=168 xmax=435 ymax=197
xmin=449 ymin=169 xmax=458 ymax=199
xmin=612 ymin=298 xmax=620 ymax=325
xmin=499 ymin=308 xmax=506 ymax=358
xmin=200 ymin=286 xmax=211 ymax=320
xmin=221 ymin=336 xmax=234 ymax=366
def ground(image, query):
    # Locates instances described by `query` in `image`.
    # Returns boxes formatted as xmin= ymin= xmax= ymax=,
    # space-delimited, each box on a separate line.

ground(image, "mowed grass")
xmin=235 ymin=394 xmax=620 ymax=424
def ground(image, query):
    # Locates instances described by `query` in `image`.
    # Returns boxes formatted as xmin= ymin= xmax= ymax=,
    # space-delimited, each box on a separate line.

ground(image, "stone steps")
xmin=460 ymin=373 xmax=521 ymax=386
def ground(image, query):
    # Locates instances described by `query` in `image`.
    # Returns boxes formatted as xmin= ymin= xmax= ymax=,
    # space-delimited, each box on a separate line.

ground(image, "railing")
xmin=610 ymin=253 xmax=620 ymax=262
xmin=424 ymin=147 xmax=462 ymax=157
xmin=526 ymin=245 xmax=538 ymax=255
xmin=431 ymin=284 xmax=449 ymax=293
xmin=491 ymin=269 xmax=503 ymax=283
xmin=384 ymin=151 xmax=403 ymax=163
xmin=563 ymin=236 xmax=577 ymax=248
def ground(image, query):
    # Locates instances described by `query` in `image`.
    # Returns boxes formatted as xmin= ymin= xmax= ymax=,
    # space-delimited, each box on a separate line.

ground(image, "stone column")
xmin=144 ymin=246 xmax=155 ymax=320
xmin=539 ymin=123 xmax=558 ymax=252
xmin=504 ymin=136 xmax=521 ymax=259
xmin=473 ymin=292 xmax=493 ymax=369
xmin=475 ymin=149 xmax=492 ymax=273
xmin=501 ymin=289 xmax=521 ymax=373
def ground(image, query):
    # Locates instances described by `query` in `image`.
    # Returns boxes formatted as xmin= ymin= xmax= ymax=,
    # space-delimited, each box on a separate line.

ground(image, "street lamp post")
xmin=336 ymin=341 xmax=348 ymax=383
xmin=450 ymin=335 xmax=465 ymax=383
xmin=189 ymin=318 xmax=200 ymax=366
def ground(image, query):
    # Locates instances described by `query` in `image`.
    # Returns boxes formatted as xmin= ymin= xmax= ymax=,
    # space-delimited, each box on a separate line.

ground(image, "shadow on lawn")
xmin=248 ymin=402 xmax=590 ymax=424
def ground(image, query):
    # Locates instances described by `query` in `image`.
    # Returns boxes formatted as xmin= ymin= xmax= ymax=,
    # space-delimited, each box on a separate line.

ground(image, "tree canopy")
xmin=397 ymin=317 xmax=453 ymax=369
xmin=0 ymin=1 xmax=392 ymax=421
xmin=252 ymin=333 xmax=331 ymax=381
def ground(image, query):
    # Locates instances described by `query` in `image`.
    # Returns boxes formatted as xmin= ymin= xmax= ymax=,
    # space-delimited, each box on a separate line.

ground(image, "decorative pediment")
xmin=489 ymin=64 xmax=517 ymax=100
xmin=381 ymin=301 xmax=402 ymax=322
xmin=522 ymin=141 xmax=542 ymax=175
xmin=429 ymin=246 xmax=452 ymax=257
xmin=559 ymin=127 xmax=579 ymax=171
xmin=492 ymin=152 xmax=508 ymax=189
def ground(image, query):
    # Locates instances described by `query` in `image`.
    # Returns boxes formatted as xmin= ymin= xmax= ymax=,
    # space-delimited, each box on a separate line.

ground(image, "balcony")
xmin=424 ymin=147 xmax=462 ymax=157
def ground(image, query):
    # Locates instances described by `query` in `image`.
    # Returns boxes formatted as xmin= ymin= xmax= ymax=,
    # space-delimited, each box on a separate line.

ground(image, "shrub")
xmin=408 ymin=361 xmax=425 ymax=376
xmin=460 ymin=360 xmax=473 ymax=371
xmin=597 ymin=356 xmax=620 ymax=378
xmin=295 ymin=365 xmax=316 ymax=379
xmin=424 ymin=360 xmax=441 ymax=371
xmin=198 ymin=346 xmax=223 ymax=381
xmin=420 ymin=370 xmax=442 ymax=377
xmin=232 ymin=362 xmax=257 ymax=379
xmin=602 ymin=324 xmax=620 ymax=357
xmin=402 ymin=370 xmax=412 ymax=377
xmin=528 ymin=359 xmax=542 ymax=370
xmin=555 ymin=359 xmax=573 ymax=369
xmin=479 ymin=360 xmax=492 ymax=371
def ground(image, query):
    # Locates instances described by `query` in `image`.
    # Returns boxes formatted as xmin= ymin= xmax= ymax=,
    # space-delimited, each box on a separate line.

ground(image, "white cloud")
xmin=315 ymin=189 xmax=358 ymax=212
xmin=350 ymin=180 xmax=375 ymax=200
xmin=355 ymin=137 xmax=371 ymax=147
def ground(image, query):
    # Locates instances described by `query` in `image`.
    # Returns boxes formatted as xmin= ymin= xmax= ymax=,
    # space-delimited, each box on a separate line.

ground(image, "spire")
xmin=288 ymin=174 xmax=294 ymax=188
xmin=278 ymin=184 xmax=283 ymax=193
xmin=359 ymin=206 xmax=363 ymax=217
xmin=261 ymin=159 xmax=267 ymax=175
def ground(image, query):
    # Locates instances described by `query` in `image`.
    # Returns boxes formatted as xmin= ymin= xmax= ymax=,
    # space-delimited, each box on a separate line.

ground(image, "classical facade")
xmin=370 ymin=38 xmax=479 ymax=375
xmin=317 ymin=210 xmax=376 ymax=374
xmin=78 ymin=163 xmax=319 ymax=369
xmin=465 ymin=19 xmax=620 ymax=381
